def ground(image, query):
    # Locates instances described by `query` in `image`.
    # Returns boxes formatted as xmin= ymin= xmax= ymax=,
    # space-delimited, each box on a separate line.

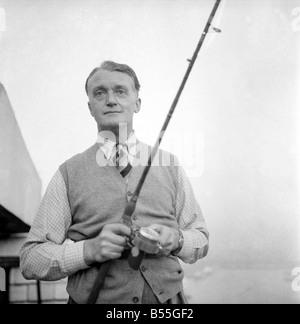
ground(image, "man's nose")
xmin=106 ymin=91 xmax=117 ymax=107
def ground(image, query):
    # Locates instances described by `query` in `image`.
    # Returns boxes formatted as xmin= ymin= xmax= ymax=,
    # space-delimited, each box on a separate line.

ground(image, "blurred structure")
xmin=0 ymin=83 xmax=41 ymax=226
xmin=0 ymin=84 xmax=67 ymax=304
xmin=0 ymin=83 xmax=40 ymax=303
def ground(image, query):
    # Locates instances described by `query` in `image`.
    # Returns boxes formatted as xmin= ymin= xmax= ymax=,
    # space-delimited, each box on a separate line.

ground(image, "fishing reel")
xmin=127 ymin=226 xmax=162 ymax=270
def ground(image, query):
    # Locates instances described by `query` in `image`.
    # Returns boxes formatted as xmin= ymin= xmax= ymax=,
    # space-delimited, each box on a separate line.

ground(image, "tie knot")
xmin=114 ymin=143 xmax=132 ymax=178
xmin=114 ymin=143 xmax=130 ymax=168
xmin=117 ymin=143 xmax=128 ymax=150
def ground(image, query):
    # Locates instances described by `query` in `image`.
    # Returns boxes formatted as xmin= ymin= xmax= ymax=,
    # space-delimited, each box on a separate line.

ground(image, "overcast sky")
xmin=0 ymin=0 xmax=229 ymax=188
xmin=0 ymin=0 xmax=299 ymax=266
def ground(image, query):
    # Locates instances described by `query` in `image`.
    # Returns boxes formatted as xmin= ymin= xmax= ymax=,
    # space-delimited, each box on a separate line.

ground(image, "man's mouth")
xmin=104 ymin=111 xmax=122 ymax=115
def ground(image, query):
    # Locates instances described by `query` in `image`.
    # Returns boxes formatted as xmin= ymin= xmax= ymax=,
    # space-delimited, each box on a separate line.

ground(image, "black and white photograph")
xmin=0 ymin=0 xmax=299 ymax=307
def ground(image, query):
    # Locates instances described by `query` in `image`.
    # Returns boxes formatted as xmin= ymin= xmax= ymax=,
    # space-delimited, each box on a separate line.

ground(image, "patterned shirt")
xmin=20 ymin=134 xmax=209 ymax=281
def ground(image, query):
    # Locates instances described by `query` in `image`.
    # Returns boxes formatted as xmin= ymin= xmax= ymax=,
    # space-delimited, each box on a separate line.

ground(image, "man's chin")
xmin=100 ymin=120 xmax=129 ymax=132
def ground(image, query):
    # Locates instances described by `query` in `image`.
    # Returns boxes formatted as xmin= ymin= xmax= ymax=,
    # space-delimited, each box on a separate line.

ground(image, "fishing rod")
xmin=87 ymin=0 xmax=222 ymax=304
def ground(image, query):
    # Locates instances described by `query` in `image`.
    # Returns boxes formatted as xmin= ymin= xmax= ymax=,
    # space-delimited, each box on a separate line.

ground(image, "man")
xmin=20 ymin=61 xmax=209 ymax=304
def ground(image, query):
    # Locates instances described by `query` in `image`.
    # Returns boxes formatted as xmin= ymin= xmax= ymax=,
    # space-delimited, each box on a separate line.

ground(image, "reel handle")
xmin=128 ymin=247 xmax=145 ymax=270
xmin=128 ymin=227 xmax=161 ymax=270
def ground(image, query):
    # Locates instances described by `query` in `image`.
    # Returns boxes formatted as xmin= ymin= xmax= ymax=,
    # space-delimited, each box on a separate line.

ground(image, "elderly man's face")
xmin=87 ymin=69 xmax=141 ymax=134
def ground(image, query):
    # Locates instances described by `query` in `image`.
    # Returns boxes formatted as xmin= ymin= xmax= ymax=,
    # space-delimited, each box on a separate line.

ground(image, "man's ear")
xmin=134 ymin=98 xmax=141 ymax=114
xmin=88 ymin=102 xmax=94 ymax=117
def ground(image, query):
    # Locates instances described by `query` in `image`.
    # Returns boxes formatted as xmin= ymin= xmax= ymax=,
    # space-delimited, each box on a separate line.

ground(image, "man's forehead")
xmin=89 ymin=69 xmax=135 ymax=89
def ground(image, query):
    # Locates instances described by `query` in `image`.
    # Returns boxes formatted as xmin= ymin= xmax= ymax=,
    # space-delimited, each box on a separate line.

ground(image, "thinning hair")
xmin=85 ymin=61 xmax=141 ymax=95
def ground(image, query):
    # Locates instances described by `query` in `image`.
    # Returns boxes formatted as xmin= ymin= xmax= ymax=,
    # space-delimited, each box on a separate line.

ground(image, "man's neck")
xmin=98 ymin=124 xmax=133 ymax=144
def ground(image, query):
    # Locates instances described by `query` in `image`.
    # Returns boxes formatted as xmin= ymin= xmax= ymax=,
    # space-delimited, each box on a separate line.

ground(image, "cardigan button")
xmin=132 ymin=297 xmax=139 ymax=303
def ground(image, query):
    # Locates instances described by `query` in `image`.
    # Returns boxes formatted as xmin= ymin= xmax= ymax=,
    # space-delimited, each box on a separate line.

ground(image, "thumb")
xmin=148 ymin=224 xmax=162 ymax=234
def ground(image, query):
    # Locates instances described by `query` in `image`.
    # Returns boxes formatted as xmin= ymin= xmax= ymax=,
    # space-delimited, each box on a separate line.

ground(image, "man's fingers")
xmin=147 ymin=224 xmax=172 ymax=247
xmin=107 ymin=233 xmax=128 ymax=246
xmin=104 ymin=251 xmax=123 ymax=261
xmin=148 ymin=224 xmax=162 ymax=234
xmin=102 ymin=243 xmax=125 ymax=256
xmin=108 ymin=243 xmax=126 ymax=254
xmin=105 ymin=223 xmax=131 ymax=237
xmin=160 ymin=233 xmax=172 ymax=247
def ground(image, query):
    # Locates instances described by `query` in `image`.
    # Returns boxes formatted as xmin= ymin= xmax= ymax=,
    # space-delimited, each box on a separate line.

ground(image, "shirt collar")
xmin=96 ymin=131 xmax=137 ymax=160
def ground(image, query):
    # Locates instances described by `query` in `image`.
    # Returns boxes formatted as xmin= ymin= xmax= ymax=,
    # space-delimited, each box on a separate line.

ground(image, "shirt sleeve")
xmin=19 ymin=170 xmax=89 ymax=281
xmin=175 ymin=166 xmax=209 ymax=264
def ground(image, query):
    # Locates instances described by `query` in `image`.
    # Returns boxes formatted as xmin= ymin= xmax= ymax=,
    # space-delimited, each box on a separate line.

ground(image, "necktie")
xmin=115 ymin=144 xmax=132 ymax=178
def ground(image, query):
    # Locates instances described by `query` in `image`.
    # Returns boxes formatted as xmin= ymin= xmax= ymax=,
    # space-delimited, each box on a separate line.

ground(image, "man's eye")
xmin=96 ymin=91 xmax=106 ymax=97
xmin=116 ymin=89 xmax=126 ymax=95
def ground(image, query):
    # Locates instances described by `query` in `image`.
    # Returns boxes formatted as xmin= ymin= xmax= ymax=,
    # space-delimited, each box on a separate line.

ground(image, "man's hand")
xmin=84 ymin=223 xmax=131 ymax=266
xmin=148 ymin=224 xmax=179 ymax=256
